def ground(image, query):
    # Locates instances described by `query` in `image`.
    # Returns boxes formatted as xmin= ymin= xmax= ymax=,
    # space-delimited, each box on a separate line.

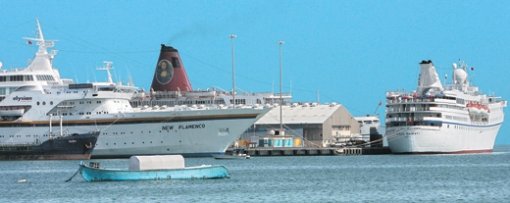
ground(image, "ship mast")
xmin=97 ymin=61 xmax=114 ymax=84
xmin=23 ymin=18 xmax=57 ymax=72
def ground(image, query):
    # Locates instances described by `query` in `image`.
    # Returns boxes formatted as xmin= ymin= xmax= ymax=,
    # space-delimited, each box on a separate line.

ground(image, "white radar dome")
xmin=0 ymin=61 xmax=3 ymax=69
xmin=454 ymin=68 xmax=467 ymax=84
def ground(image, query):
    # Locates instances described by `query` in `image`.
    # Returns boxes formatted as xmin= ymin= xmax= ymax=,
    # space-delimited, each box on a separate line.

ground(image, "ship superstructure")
xmin=130 ymin=44 xmax=292 ymax=108
xmin=385 ymin=60 xmax=506 ymax=154
xmin=0 ymin=19 xmax=67 ymax=102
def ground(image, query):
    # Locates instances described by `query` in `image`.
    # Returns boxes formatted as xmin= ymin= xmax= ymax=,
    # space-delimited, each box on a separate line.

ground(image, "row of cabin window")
xmin=0 ymin=75 xmax=54 ymax=82
xmin=230 ymin=99 xmax=247 ymax=104
xmin=102 ymin=130 xmax=177 ymax=136
xmin=61 ymin=101 xmax=102 ymax=105
xmin=104 ymin=140 xmax=165 ymax=146
xmin=1 ymin=129 xmax=173 ymax=139
xmin=46 ymin=111 xmax=108 ymax=116
xmin=62 ymin=111 xmax=109 ymax=116
xmin=103 ymin=130 xmax=153 ymax=135
xmin=446 ymin=124 xmax=477 ymax=130
xmin=1 ymin=128 xmax=175 ymax=138
xmin=130 ymin=98 xmax=259 ymax=107
xmin=133 ymin=99 xmax=225 ymax=106
xmin=36 ymin=101 xmax=54 ymax=105
xmin=0 ymin=87 xmax=18 ymax=95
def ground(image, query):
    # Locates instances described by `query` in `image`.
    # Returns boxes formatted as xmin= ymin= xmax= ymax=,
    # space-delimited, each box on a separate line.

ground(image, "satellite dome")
xmin=454 ymin=68 xmax=467 ymax=84
xmin=269 ymin=129 xmax=275 ymax=135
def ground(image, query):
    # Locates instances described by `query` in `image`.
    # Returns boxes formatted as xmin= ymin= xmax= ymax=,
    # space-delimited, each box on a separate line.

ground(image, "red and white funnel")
xmin=150 ymin=44 xmax=192 ymax=92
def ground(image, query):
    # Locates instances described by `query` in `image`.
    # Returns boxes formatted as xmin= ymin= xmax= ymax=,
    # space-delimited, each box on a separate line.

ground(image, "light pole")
xmin=229 ymin=34 xmax=237 ymax=108
xmin=278 ymin=40 xmax=284 ymax=134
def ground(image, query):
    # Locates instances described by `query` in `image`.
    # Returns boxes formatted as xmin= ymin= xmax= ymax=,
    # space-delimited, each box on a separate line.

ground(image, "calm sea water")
xmin=1 ymin=146 xmax=509 ymax=203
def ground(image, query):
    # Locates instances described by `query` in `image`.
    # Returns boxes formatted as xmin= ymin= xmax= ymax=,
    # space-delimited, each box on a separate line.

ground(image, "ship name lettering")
xmin=162 ymin=125 xmax=174 ymax=132
xmin=13 ymin=96 xmax=32 ymax=101
xmin=178 ymin=123 xmax=206 ymax=130
xmin=12 ymin=96 xmax=32 ymax=101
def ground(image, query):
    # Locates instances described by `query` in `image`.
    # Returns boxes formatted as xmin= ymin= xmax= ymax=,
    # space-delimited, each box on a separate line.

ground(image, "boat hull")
xmin=386 ymin=124 xmax=501 ymax=154
xmin=79 ymin=163 xmax=229 ymax=182
xmin=0 ymin=108 xmax=267 ymax=158
xmin=91 ymin=116 xmax=257 ymax=158
xmin=212 ymin=154 xmax=250 ymax=159
xmin=0 ymin=131 xmax=99 ymax=160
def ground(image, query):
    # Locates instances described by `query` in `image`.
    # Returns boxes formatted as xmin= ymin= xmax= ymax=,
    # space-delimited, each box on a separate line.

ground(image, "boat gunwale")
xmin=79 ymin=162 xmax=224 ymax=173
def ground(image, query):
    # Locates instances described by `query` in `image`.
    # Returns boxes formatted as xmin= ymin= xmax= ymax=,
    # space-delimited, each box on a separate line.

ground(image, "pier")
xmin=227 ymin=147 xmax=391 ymax=156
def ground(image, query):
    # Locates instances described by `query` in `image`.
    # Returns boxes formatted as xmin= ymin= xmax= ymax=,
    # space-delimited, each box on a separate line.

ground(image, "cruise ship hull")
xmin=0 ymin=108 xmax=266 ymax=158
xmin=91 ymin=117 xmax=258 ymax=158
xmin=386 ymin=124 xmax=501 ymax=154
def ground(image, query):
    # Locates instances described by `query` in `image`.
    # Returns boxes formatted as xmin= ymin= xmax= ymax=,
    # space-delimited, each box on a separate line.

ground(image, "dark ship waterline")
xmin=0 ymin=131 xmax=99 ymax=160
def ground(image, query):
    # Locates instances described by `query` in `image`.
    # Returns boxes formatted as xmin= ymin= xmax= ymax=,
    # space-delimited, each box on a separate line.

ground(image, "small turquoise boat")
xmin=78 ymin=155 xmax=229 ymax=182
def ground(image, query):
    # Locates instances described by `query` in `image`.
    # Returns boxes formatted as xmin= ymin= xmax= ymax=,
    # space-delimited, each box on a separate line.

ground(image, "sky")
xmin=1 ymin=0 xmax=509 ymax=144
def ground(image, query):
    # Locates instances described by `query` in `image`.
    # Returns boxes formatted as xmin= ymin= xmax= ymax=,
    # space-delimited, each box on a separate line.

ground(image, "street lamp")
xmin=230 ymin=34 xmax=237 ymax=108
xmin=278 ymin=40 xmax=284 ymax=134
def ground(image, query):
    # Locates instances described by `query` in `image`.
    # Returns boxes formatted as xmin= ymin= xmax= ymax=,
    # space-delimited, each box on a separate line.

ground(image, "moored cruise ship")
xmin=385 ymin=60 xmax=506 ymax=154
xmin=0 ymin=20 xmax=269 ymax=158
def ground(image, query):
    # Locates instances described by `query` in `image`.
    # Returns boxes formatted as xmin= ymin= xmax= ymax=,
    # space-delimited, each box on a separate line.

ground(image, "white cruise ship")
xmin=0 ymin=20 xmax=269 ymax=158
xmin=385 ymin=60 xmax=506 ymax=154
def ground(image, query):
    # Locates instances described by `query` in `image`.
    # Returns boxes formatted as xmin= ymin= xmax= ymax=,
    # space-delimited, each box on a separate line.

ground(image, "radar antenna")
xmin=97 ymin=61 xmax=114 ymax=84
xmin=23 ymin=18 xmax=56 ymax=56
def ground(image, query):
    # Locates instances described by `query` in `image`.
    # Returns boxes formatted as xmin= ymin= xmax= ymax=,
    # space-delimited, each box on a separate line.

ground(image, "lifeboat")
xmin=386 ymin=92 xmax=400 ymax=100
xmin=0 ymin=108 xmax=25 ymax=116
xmin=467 ymin=102 xmax=489 ymax=115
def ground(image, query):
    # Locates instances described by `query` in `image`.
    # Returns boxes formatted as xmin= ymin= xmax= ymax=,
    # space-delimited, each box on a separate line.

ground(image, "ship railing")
xmin=387 ymin=98 xmax=435 ymax=104
xmin=135 ymin=103 xmax=267 ymax=111
xmin=387 ymin=108 xmax=431 ymax=113
xmin=0 ymin=144 xmax=33 ymax=151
